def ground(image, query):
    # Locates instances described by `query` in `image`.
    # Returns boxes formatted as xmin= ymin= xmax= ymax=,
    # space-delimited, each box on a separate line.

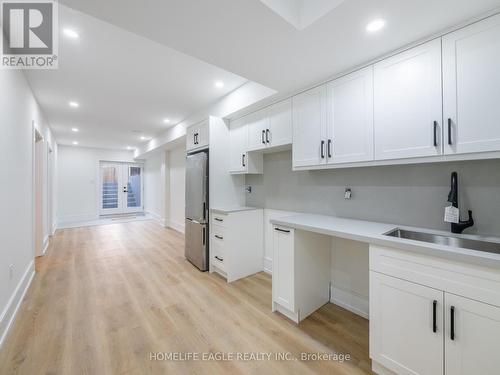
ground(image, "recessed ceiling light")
xmin=69 ymin=101 xmax=79 ymax=108
xmin=71 ymin=127 xmax=79 ymax=132
xmin=366 ymin=18 xmax=386 ymax=33
xmin=163 ymin=118 xmax=171 ymax=124
xmin=140 ymin=136 xmax=148 ymax=140
xmin=63 ymin=28 xmax=79 ymax=39
xmin=214 ymin=81 xmax=224 ymax=89
xmin=72 ymin=141 xmax=79 ymax=145
xmin=126 ymin=146 xmax=134 ymax=150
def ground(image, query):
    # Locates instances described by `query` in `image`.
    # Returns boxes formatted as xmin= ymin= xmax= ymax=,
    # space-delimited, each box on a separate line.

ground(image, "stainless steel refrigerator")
xmin=185 ymin=150 xmax=209 ymax=271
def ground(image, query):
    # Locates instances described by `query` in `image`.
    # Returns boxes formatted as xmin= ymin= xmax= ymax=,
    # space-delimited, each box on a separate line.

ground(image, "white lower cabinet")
xmin=272 ymin=227 xmax=295 ymax=312
xmin=445 ymin=293 xmax=500 ymax=375
xmin=370 ymin=272 xmax=444 ymax=375
xmin=209 ymin=209 xmax=263 ymax=282
xmin=370 ymin=245 xmax=500 ymax=375
xmin=272 ymin=226 xmax=331 ymax=323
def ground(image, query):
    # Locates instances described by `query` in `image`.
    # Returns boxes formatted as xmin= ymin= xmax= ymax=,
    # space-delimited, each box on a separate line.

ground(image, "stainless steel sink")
xmin=385 ymin=229 xmax=500 ymax=255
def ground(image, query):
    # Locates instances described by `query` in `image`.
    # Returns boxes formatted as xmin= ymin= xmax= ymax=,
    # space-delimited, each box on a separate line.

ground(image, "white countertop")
xmin=271 ymin=214 xmax=500 ymax=269
xmin=210 ymin=206 xmax=261 ymax=214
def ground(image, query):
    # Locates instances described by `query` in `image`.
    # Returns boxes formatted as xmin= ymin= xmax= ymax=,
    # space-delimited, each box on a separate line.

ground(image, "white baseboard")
xmin=167 ymin=220 xmax=185 ymax=234
xmin=0 ymin=260 xmax=35 ymax=348
xmin=330 ymin=285 xmax=369 ymax=319
xmin=42 ymin=236 xmax=49 ymax=256
xmin=263 ymin=257 xmax=272 ymax=274
xmin=51 ymin=222 xmax=57 ymax=235
xmin=58 ymin=213 xmax=98 ymax=226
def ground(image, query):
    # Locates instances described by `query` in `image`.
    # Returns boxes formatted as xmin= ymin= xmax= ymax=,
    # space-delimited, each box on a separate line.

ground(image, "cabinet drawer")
xmin=211 ymin=224 xmax=226 ymax=242
xmin=370 ymin=245 xmax=500 ymax=307
xmin=212 ymin=246 xmax=226 ymax=271
xmin=211 ymin=213 xmax=227 ymax=227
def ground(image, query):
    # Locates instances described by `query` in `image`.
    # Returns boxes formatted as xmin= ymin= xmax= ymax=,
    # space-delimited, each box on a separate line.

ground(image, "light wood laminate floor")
xmin=0 ymin=220 xmax=372 ymax=374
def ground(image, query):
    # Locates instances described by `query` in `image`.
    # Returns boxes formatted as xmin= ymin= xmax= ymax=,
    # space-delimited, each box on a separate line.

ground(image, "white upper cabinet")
xmin=292 ymin=84 xmax=328 ymax=168
xmin=326 ymin=67 xmax=374 ymax=164
xmin=229 ymin=117 xmax=247 ymax=173
xmin=443 ymin=13 xmax=500 ymax=155
xmin=186 ymin=120 xmax=209 ymax=152
xmin=247 ymin=109 xmax=269 ymax=151
xmin=268 ymin=99 xmax=292 ymax=148
xmin=374 ymin=39 xmax=443 ymax=160
xmin=247 ymin=99 xmax=292 ymax=151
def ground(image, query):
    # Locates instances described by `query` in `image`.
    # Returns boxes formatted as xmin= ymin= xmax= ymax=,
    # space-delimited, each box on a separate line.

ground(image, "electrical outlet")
xmin=344 ymin=188 xmax=352 ymax=200
xmin=9 ymin=264 xmax=14 ymax=280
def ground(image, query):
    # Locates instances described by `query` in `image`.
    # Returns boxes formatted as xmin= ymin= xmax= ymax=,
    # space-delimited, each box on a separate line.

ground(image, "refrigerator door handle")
xmin=202 ymin=227 xmax=205 ymax=246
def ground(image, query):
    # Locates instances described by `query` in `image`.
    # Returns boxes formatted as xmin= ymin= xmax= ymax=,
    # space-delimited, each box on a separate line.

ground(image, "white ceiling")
xmin=25 ymin=5 xmax=249 ymax=150
xmin=58 ymin=0 xmax=500 ymax=96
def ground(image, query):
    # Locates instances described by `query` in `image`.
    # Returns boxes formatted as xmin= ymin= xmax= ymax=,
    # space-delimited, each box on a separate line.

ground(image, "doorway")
xmin=99 ymin=162 xmax=144 ymax=216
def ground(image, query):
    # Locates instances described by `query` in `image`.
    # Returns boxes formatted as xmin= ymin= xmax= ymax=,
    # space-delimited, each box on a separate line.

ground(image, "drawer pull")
xmin=214 ymin=218 xmax=223 ymax=222
xmin=274 ymin=227 xmax=290 ymax=233
xmin=432 ymin=300 xmax=437 ymax=333
xmin=450 ymin=306 xmax=455 ymax=340
xmin=214 ymin=235 xmax=223 ymax=240
xmin=214 ymin=256 xmax=224 ymax=262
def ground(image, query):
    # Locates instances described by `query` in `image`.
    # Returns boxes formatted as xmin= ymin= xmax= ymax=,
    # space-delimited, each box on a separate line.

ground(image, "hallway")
xmin=0 ymin=221 xmax=370 ymax=375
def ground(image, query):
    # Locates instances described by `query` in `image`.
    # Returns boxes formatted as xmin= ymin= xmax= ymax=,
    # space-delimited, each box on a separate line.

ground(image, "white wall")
xmin=166 ymin=145 xmax=186 ymax=233
xmin=0 ymin=68 xmax=56 ymax=346
xmin=57 ymin=146 xmax=136 ymax=224
xmin=144 ymin=151 xmax=165 ymax=223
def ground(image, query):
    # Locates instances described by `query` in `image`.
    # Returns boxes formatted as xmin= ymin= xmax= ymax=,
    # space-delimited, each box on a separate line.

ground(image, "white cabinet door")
xmin=374 ymin=39 xmax=443 ymax=160
xmin=197 ymin=120 xmax=209 ymax=149
xmin=292 ymin=85 xmax=328 ymax=168
xmin=272 ymin=227 xmax=294 ymax=312
xmin=186 ymin=124 xmax=198 ymax=151
xmin=326 ymin=66 xmax=374 ymax=164
xmin=268 ymin=99 xmax=292 ymax=147
xmin=445 ymin=293 xmax=500 ymax=375
xmin=247 ymin=109 xmax=269 ymax=151
xmin=443 ymin=14 xmax=500 ymax=155
xmin=370 ymin=272 xmax=444 ymax=375
xmin=229 ymin=118 xmax=247 ymax=173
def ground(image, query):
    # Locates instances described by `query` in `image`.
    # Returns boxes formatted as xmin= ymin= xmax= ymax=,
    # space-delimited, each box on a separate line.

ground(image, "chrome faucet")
xmin=447 ymin=171 xmax=474 ymax=234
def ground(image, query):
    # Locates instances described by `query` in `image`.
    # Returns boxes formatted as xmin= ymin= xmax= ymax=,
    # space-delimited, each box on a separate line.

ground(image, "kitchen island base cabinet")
xmin=272 ymin=227 xmax=331 ymax=323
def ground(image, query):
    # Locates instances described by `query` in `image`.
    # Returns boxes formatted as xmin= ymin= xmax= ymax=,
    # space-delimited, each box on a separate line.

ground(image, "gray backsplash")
xmin=245 ymin=151 xmax=500 ymax=236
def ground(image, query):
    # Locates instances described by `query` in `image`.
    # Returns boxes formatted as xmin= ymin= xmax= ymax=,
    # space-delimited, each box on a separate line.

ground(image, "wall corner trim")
xmin=0 ymin=260 xmax=35 ymax=348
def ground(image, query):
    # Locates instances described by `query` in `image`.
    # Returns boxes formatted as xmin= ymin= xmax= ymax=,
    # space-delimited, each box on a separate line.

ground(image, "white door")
xmin=268 ymin=99 xmax=292 ymax=148
xmin=100 ymin=163 xmax=143 ymax=215
xmin=229 ymin=117 xmax=247 ymax=173
xmin=370 ymin=272 xmax=444 ymax=375
xmin=292 ymin=84 xmax=328 ymax=168
xmin=443 ymin=14 xmax=500 ymax=155
xmin=374 ymin=39 xmax=443 ymax=160
xmin=445 ymin=293 xmax=500 ymax=375
xmin=272 ymin=227 xmax=295 ymax=312
xmin=246 ymin=109 xmax=269 ymax=151
xmin=326 ymin=66 xmax=374 ymax=164
xmin=123 ymin=164 xmax=144 ymax=214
